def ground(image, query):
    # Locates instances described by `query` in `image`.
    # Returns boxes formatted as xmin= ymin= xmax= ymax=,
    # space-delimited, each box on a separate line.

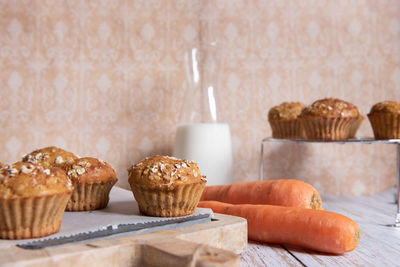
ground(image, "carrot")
xmin=198 ymin=201 xmax=360 ymax=254
xmin=200 ymin=179 xmax=322 ymax=210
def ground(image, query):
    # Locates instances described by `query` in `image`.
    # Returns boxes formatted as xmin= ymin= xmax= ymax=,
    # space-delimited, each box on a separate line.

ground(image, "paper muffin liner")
xmin=66 ymin=181 xmax=116 ymax=211
xmin=301 ymin=117 xmax=359 ymax=140
xmin=130 ymin=181 xmax=206 ymax=217
xmin=269 ymin=119 xmax=304 ymax=139
xmin=0 ymin=193 xmax=71 ymax=239
xmin=349 ymin=115 xmax=365 ymax=138
xmin=368 ymin=113 xmax=400 ymax=139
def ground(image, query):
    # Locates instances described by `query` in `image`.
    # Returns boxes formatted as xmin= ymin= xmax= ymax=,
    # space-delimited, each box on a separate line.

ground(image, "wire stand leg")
xmin=395 ymin=144 xmax=400 ymax=227
xmin=259 ymin=140 xmax=265 ymax=181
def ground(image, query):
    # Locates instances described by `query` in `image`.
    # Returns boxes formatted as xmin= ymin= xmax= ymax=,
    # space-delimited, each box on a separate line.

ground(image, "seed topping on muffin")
xmin=22 ymin=146 xmax=78 ymax=168
xmin=0 ymin=162 xmax=73 ymax=199
xmin=64 ymin=157 xmax=116 ymax=184
xmin=66 ymin=159 xmax=91 ymax=179
xmin=127 ymin=155 xmax=206 ymax=217
xmin=23 ymin=152 xmax=48 ymax=164
xmin=62 ymin=157 xmax=117 ymax=211
xmin=128 ymin=156 xmax=201 ymax=185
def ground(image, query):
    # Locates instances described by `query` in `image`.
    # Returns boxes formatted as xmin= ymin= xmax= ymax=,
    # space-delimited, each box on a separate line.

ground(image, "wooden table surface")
xmin=240 ymin=188 xmax=400 ymax=266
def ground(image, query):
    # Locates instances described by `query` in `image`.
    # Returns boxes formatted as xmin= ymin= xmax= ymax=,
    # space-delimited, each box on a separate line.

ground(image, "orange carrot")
xmin=198 ymin=201 xmax=360 ymax=254
xmin=200 ymin=179 xmax=322 ymax=210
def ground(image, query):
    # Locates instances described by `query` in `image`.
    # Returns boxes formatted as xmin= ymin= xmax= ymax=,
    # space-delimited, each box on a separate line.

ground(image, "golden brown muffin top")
xmin=22 ymin=146 xmax=78 ymax=168
xmin=369 ymin=101 xmax=400 ymax=115
xmin=0 ymin=162 xmax=73 ymax=199
xmin=268 ymin=102 xmax=305 ymax=120
xmin=301 ymin=98 xmax=360 ymax=118
xmin=127 ymin=155 xmax=206 ymax=187
xmin=64 ymin=157 xmax=117 ymax=184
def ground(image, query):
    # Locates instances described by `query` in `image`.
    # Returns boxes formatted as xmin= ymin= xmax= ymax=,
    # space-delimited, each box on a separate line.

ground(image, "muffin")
xmin=64 ymin=157 xmax=117 ymax=211
xmin=300 ymin=98 xmax=361 ymax=140
xmin=368 ymin=101 xmax=400 ymax=139
xmin=22 ymin=146 xmax=78 ymax=168
xmin=268 ymin=102 xmax=305 ymax=139
xmin=127 ymin=155 xmax=207 ymax=217
xmin=0 ymin=162 xmax=73 ymax=239
xmin=349 ymin=114 xmax=365 ymax=138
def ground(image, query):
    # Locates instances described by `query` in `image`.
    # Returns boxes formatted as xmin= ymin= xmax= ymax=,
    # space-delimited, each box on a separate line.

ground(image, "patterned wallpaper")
xmin=0 ymin=0 xmax=399 ymax=195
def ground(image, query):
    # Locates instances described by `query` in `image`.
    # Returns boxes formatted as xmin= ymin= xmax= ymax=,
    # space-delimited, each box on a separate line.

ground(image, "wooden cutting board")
xmin=0 ymin=213 xmax=247 ymax=267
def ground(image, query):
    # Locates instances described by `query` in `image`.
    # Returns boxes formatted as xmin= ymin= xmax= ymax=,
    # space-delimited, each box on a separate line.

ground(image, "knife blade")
xmin=18 ymin=213 xmax=211 ymax=250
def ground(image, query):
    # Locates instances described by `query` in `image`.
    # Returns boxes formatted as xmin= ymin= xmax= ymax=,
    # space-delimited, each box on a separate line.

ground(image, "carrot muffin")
xmin=0 ymin=162 xmax=73 ymax=239
xmin=22 ymin=146 xmax=78 ymax=168
xmin=64 ymin=157 xmax=117 ymax=211
xmin=268 ymin=102 xmax=305 ymax=139
xmin=127 ymin=155 xmax=207 ymax=217
xmin=368 ymin=101 xmax=400 ymax=139
xmin=300 ymin=98 xmax=361 ymax=140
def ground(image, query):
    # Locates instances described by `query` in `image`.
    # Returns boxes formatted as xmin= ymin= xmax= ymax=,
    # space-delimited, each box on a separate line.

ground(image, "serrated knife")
xmin=18 ymin=213 xmax=211 ymax=250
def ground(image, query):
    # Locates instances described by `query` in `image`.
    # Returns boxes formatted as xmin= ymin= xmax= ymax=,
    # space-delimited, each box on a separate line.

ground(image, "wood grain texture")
xmin=177 ymin=215 xmax=248 ymax=254
xmin=289 ymin=188 xmax=400 ymax=266
xmin=241 ymin=242 xmax=303 ymax=267
xmin=3 ymin=189 xmax=399 ymax=266
xmin=240 ymin=188 xmax=400 ymax=266
xmin=0 ymin=213 xmax=247 ymax=267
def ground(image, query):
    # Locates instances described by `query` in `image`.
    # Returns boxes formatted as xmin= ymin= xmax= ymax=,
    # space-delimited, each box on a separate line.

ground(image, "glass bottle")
xmin=173 ymin=43 xmax=233 ymax=185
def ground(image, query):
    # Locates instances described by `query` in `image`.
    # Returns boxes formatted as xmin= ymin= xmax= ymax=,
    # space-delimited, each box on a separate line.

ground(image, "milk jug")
xmin=173 ymin=44 xmax=233 ymax=185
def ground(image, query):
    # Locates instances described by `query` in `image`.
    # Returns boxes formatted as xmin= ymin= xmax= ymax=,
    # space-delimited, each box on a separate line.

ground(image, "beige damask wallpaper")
xmin=0 ymin=0 xmax=400 ymax=195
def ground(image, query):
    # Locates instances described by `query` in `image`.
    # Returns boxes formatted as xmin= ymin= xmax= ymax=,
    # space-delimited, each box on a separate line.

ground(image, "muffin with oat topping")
xmin=0 ymin=162 xmax=73 ymax=239
xmin=268 ymin=102 xmax=305 ymax=139
xmin=300 ymin=98 xmax=361 ymax=140
xmin=22 ymin=146 xmax=78 ymax=168
xmin=368 ymin=101 xmax=400 ymax=139
xmin=63 ymin=157 xmax=117 ymax=211
xmin=127 ymin=155 xmax=207 ymax=217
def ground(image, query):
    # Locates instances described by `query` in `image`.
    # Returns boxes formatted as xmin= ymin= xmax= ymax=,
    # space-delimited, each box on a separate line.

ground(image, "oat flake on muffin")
xmin=22 ymin=146 xmax=78 ymax=168
xmin=300 ymin=98 xmax=361 ymax=140
xmin=0 ymin=162 xmax=72 ymax=239
xmin=127 ymin=155 xmax=206 ymax=217
xmin=63 ymin=157 xmax=117 ymax=211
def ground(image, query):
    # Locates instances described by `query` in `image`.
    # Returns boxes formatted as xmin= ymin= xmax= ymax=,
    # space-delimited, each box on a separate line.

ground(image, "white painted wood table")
xmin=240 ymin=188 xmax=400 ymax=266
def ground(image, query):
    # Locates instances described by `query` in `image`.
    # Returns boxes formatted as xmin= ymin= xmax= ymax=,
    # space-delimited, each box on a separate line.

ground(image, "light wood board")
xmin=240 ymin=188 xmax=400 ymax=266
xmin=0 ymin=213 xmax=247 ymax=267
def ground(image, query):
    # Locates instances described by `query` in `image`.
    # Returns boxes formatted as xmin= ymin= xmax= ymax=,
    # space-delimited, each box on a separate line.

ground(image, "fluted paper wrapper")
xmin=349 ymin=116 xmax=364 ymax=138
xmin=0 ymin=194 xmax=71 ymax=239
xmin=301 ymin=117 xmax=359 ymax=140
xmin=269 ymin=119 xmax=304 ymax=139
xmin=130 ymin=181 xmax=206 ymax=217
xmin=0 ymin=187 xmax=213 ymax=248
xmin=368 ymin=113 xmax=400 ymax=139
xmin=66 ymin=181 xmax=116 ymax=211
